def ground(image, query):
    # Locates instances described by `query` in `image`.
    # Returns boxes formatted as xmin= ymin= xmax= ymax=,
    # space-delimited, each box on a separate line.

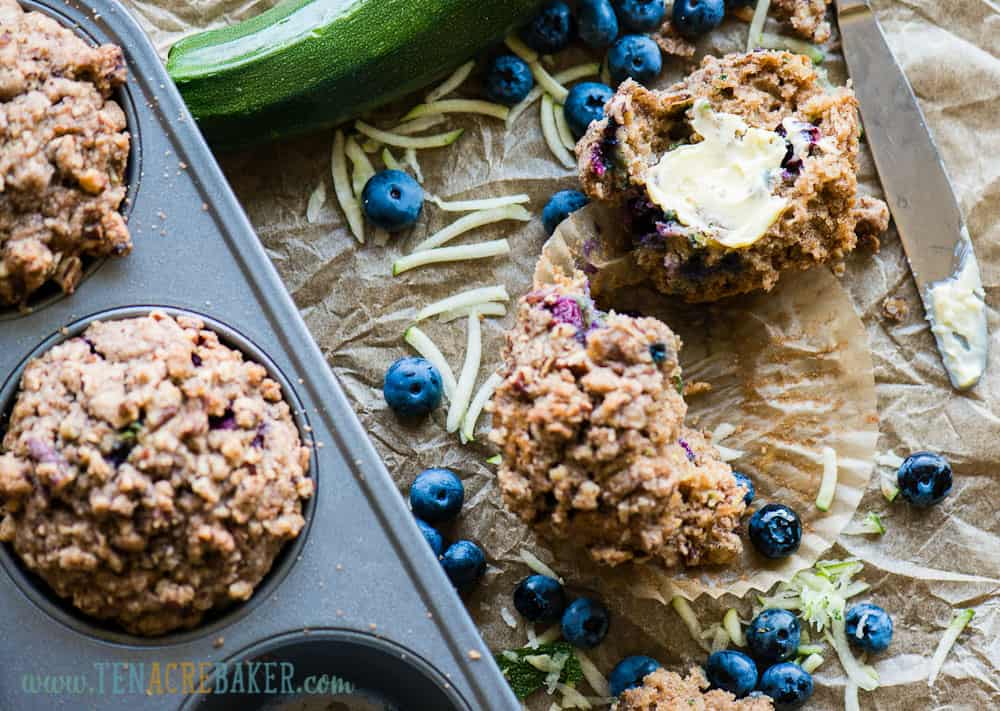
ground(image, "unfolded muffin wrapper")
xmin=129 ymin=1 xmax=1000 ymax=706
xmin=536 ymin=203 xmax=879 ymax=601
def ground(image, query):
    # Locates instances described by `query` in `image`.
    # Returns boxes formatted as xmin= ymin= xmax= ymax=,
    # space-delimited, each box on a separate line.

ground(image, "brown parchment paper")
xmin=126 ymin=1 xmax=1000 ymax=708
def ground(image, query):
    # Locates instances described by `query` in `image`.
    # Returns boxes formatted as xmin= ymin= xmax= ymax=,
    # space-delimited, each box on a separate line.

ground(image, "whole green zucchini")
xmin=166 ymin=0 xmax=543 ymax=149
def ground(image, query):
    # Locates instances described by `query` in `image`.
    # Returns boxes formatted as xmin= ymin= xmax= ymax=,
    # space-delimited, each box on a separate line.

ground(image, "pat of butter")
xmin=926 ymin=237 xmax=989 ymax=390
xmin=644 ymin=99 xmax=789 ymax=249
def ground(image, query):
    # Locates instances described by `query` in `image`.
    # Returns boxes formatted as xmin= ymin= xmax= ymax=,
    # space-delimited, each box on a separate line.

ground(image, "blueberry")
xmin=607 ymin=34 xmax=662 ymax=85
xmin=672 ymin=0 xmax=725 ymax=39
xmin=705 ymin=650 xmax=758 ymax=698
xmin=758 ymin=662 xmax=814 ymax=711
xmin=441 ymin=540 xmax=486 ymax=590
xmin=564 ymin=82 xmax=614 ymax=139
xmin=578 ymin=0 xmax=619 ymax=48
xmin=615 ymin=0 xmax=666 ymax=32
xmin=361 ymin=169 xmax=423 ymax=231
xmin=415 ymin=518 xmax=444 ymax=557
xmin=748 ymin=503 xmax=802 ymax=559
xmin=543 ymin=190 xmax=590 ymax=235
xmin=520 ymin=1 xmax=574 ymax=54
xmin=485 ymin=55 xmax=534 ymax=106
xmin=609 ymin=655 xmax=661 ymax=696
xmin=649 ymin=342 xmax=668 ymax=363
xmin=845 ymin=602 xmax=894 ymax=653
xmin=513 ymin=575 xmax=567 ymax=623
xmin=897 ymin=451 xmax=952 ymax=507
xmin=732 ymin=471 xmax=755 ymax=506
xmin=383 ymin=357 xmax=443 ymax=417
xmin=746 ymin=609 xmax=801 ymax=666
xmin=410 ymin=467 xmax=464 ymax=523
xmin=561 ymin=597 xmax=610 ymax=648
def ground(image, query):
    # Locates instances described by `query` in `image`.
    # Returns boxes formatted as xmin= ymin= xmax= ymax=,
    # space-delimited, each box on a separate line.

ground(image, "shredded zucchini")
xmin=554 ymin=103 xmax=576 ymax=150
xmin=403 ymin=326 xmax=457 ymax=398
xmin=541 ymin=95 xmax=576 ymax=169
xmin=413 ymin=205 xmax=531 ymax=252
xmin=392 ymin=239 xmax=511 ymax=275
xmin=672 ymin=596 xmax=711 ymax=653
xmin=345 ymin=135 xmax=376 ymax=197
xmin=486 ymin=454 xmax=502 ymax=466
xmin=331 ymin=130 xmax=365 ymax=243
xmin=847 ymin=511 xmax=886 ymax=536
xmin=439 ymin=302 xmax=507 ymax=323
xmin=416 ymin=285 xmax=509 ymax=321
xmin=826 ymin=617 xmax=880 ymax=691
xmin=747 ymin=0 xmax=772 ymax=52
xmin=426 ymin=60 xmax=475 ymax=103
xmin=531 ymin=63 xmax=569 ymax=103
xmin=520 ymin=549 xmax=563 ymax=583
xmin=715 ymin=444 xmax=745 ymax=462
xmin=881 ymin=470 xmax=901 ymax=502
xmin=355 ymin=120 xmax=464 ymax=149
xmin=391 ymin=114 xmax=450 ymax=135
xmin=816 ymin=446 xmax=839 ymax=512
xmin=800 ymin=653 xmax=825 ymax=673
xmin=844 ymin=681 xmax=860 ymax=711
xmin=404 ymin=99 xmax=509 ymax=121
xmin=429 ymin=193 xmax=530 ymax=212
xmin=574 ymin=650 xmax=610 ymax=698
xmin=927 ymin=609 xmax=974 ymax=687
xmin=405 ymin=148 xmax=424 ymax=182
xmin=461 ymin=372 xmax=504 ymax=443
xmin=446 ymin=312 xmax=482 ymax=433
xmin=306 ymin=180 xmax=326 ymax=224
xmin=723 ymin=608 xmax=746 ymax=647
xmin=382 ymin=147 xmax=403 ymax=171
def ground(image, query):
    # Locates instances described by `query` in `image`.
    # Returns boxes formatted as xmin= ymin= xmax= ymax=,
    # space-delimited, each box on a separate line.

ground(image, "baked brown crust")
xmin=0 ymin=0 xmax=131 ymax=306
xmin=577 ymin=51 xmax=889 ymax=302
xmin=488 ymin=273 xmax=746 ymax=568
xmin=614 ymin=668 xmax=775 ymax=710
xmin=0 ymin=313 xmax=313 ymax=636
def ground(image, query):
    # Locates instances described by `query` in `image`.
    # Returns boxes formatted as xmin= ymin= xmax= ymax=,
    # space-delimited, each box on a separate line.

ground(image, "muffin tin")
xmin=0 ymin=1 xmax=518 ymax=709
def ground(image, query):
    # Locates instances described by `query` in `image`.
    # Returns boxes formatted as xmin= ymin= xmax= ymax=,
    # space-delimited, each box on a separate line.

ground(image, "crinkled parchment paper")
xmin=129 ymin=1 xmax=999 ymax=707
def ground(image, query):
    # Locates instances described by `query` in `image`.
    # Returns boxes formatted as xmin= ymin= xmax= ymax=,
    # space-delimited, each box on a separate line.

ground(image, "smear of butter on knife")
xmin=926 ymin=235 xmax=989 ymax=390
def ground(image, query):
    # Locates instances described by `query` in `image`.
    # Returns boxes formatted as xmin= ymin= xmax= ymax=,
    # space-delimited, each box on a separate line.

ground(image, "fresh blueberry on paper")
xmin=672 ymin=0 xmax=725 ymax=39
xmin=362 ymin=169 xmax=424 ymax=231
xmin=732 ymin=471 xmax=755 ymax=505
xmin=484 ymin=55 xmax=534 ymax=105
xmin=383 ymin=356 xmax=442 ymax=417
xmin=513 ymin=574 xmax=567 ymax=622
xmin=758 ymin=662 xmax=814 ymax=711
xmin=607 ymin=34 xmax=662 ymax=85
xmin=608 ymin=655 xmax=661 ymax=696
xmin=441 ymin=540 xmax=486 ymax=589
xmin=564 ymin=81 xmax=614 ymax=139
xmin=543 ymin=190 xmax=590 ymax=235
xmin=520 ymin=1 xmax=574 ymax=54
xmin=578 ymin=0 xmax=619 ymax=48
xmin=705 ymin=650 xmax=758 ymax=698
xmin=409 ymin=467 xmax=464 ymax=522
xmin=897 ymin=451 xmax=952 ymax=507
xmin=845 ymin=602 xmax=894 ymax=653
xmin=746 ymin=608 xmax=801 ymax=666
xmin=561 ymin=597 xmax=610 ymax=648
xmin=415 ymin=517 xmax=444 ymax=557
xmin=615 ymin=0 xmax=666 ymax=32
xmin=748 ymin=503 xmax=802 ymax=559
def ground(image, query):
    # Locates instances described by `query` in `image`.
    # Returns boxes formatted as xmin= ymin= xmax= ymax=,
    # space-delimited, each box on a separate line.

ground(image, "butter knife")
xmin=836 ymin=0 xmax=989 ymax=390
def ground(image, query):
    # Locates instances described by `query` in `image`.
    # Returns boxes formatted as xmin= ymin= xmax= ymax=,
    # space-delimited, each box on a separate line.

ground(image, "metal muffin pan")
xmin=0 ymin=1 xmax=518 ymax=708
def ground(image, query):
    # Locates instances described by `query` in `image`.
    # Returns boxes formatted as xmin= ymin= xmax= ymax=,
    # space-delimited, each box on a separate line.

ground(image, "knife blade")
xmin=836 ymin=0 xmax=989 ymax=390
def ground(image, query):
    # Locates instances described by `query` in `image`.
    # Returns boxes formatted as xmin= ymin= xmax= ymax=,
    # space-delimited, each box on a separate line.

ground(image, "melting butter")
xmin=644 ymin=99 xmax=789 ymax=249
xmin=926 ymin=236 xmax=989 ymax=390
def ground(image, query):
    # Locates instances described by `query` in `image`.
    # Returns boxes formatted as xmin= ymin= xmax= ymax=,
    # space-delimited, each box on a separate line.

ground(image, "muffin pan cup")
xmin=0 ymin=2 xmax=518 ymax=709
